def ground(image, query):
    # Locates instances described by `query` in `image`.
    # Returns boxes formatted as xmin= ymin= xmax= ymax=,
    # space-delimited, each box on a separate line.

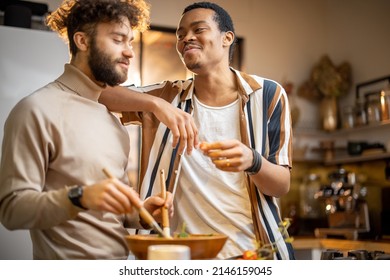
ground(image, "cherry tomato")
xmin=242 ymin=250 xmax=258 ymax=260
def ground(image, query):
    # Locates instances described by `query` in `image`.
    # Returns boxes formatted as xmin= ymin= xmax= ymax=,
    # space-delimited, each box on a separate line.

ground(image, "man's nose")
xmin=123 ymin=45 xmax=134 ymax=58
xmin=183 ymin=31 xmax=196 ymax=42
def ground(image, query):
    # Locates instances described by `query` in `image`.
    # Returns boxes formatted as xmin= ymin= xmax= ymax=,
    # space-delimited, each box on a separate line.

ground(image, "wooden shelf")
xmin=293 ymin=157 xmax=323 ymax=164
xmin=328 ymin=120 xmax=390 ymax=137
xmin=324 ymin=151 xmax=390 ymax=165
xmin=293 ymin=120 xmax=390 ymax=165
xmin=294 ymin=152 xmax=390 ymax=165
xmin=294 ymin=119 xmax=390 ymax=137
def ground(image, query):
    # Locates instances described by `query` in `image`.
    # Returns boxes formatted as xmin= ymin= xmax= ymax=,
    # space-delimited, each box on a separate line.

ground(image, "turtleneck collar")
xmin=56 ymin=64 xmax=105 ymax=102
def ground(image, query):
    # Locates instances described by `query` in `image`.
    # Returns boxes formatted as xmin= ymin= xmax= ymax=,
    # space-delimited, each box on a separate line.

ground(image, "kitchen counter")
xmin=292 ymin=237 xmax=390 ymax=259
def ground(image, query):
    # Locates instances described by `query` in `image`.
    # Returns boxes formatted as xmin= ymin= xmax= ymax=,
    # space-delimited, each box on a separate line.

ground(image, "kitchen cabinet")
xmin=293 ymin=120 xmax=390 ymax=166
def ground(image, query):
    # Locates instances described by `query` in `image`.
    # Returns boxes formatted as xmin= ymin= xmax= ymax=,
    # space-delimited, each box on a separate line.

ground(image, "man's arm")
xmin=199 ymin=140 xmax=290 ymax=197
xmin=100 ymin=86 xmax=198 ymax=155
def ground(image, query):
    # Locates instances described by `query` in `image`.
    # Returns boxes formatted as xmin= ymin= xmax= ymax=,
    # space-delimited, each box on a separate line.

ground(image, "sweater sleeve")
xmin=0 ymin=96 xmax=80 ymax=230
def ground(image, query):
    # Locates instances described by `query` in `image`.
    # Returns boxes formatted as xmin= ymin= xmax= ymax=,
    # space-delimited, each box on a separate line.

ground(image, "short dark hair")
xmin=46 ymin=0 xmax=150 ymax=57
xmin=183 ymin=2 xmax=236 ymax=62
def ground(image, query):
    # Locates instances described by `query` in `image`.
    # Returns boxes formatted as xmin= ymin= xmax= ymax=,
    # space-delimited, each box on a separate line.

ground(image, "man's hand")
xmin=81 ymin=178 xmax=174 ymax=224
xmin=199 ymin=139 xmax=253 ymax=172
xmin=152 ymin=99 xmax=198 ymax=155
xmin=81 ymin=178 xmax=140 ymax=214
xmin=200 ymin=140 xmax=291 ymax=197
xmin=99 ymin=86 xmax=198 ymax=156
xmin=143 ymin=191 xmax=174 ymax=224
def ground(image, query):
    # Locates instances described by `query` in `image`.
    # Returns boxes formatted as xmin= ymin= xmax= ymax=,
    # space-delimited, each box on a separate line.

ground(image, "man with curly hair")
xmin=0 ymin=0 xmax=175 ymax=259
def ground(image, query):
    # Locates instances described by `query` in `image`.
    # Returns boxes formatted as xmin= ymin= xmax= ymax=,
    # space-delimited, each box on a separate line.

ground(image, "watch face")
xmin=68 ymin=186 xmax=86 ymax=209
xmin=69 ymin=186 xmax=82 ymax=198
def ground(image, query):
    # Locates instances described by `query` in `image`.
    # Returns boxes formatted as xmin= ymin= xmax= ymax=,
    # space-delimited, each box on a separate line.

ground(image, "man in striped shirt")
xmin=100 ymin=1 xmax=295 ymax=260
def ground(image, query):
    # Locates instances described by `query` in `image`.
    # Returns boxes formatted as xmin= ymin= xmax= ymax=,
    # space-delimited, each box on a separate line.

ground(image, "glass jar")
xmin=380 ymin=88 xmax=390 ymax=121
xmin=342 ymin=105 xmax=355 ymax=129
xmin=365 ymin=92 xmax=381 ymax=124
xmin=355 ymin=99 xmax=367 ymax=126
xmin=320 ymin=96 xmax=338 ymax=131
xmin=299 ymin=173 xmax=323 ymax=218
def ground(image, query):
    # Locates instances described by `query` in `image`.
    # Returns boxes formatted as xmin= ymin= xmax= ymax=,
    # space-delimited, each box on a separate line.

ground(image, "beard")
xmin=88 ymin=39 xmax=128 ymax=87
xmin=185 ymin=61 xmax=200 ymax=71
xmin=180 ymin=53 xmax=201 ymax=72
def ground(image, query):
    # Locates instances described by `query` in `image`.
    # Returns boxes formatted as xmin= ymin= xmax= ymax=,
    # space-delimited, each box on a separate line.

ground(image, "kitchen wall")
xmin=0 ymin=26 xmax=69 ymax=260
xmin=39 ymin=0 xmax=390 ymax=128
xmin=1 ymin=0 xmax=389 ymax=259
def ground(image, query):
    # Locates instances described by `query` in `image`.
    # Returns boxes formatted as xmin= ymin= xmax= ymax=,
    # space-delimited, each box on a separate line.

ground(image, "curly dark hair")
xmin=46 ymin=0 xmax=150 ymax=57
xmin=183 ymin=2 xmax=236 ymax=62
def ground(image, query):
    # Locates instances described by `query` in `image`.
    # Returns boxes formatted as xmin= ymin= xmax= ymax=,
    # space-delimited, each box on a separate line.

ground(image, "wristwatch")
xmin=68 ymin=186 xmax=87 ymax=210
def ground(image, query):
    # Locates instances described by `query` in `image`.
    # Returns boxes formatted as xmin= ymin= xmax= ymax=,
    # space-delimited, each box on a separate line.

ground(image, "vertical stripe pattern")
xmin=131 ymin=70 xmax=295 ymax=259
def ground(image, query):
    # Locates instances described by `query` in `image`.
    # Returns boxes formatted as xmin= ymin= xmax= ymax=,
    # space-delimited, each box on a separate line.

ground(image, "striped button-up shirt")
xmin=121 ymin=68 xmax=295 ymax=259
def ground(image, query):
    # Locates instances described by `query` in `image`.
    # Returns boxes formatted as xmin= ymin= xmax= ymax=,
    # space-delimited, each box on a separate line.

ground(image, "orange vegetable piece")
xmin=242 ymin=250 xmax=258 ymax=260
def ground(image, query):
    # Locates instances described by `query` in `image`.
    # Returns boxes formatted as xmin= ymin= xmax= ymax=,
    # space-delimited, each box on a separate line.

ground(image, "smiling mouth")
xmin=183 ymin=44 xmax=201 ymax=54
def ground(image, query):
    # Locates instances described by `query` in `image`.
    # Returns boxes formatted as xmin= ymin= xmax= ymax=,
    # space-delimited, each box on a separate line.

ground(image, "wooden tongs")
xmin=160 ymin=169 xmax=171 ymax=238
xmin=102 ymin=168 xmax=170 ymax=238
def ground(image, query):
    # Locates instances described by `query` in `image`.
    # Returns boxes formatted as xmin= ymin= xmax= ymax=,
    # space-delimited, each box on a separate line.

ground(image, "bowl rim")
xmin=126 ymin=233 xmax=228 ymax=241
xmin=125 ymin=233 xmax=228 ymax=260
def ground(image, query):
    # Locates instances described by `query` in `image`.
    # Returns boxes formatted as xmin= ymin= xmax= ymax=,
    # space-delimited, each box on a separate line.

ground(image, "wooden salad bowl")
xmin=126 ymin=234 xmax=228 ymax=260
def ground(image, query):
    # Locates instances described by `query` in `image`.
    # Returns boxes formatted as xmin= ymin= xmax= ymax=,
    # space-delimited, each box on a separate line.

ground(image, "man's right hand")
xmin=99 ymin=86 xmax=198 ymax=155
xmin=151 ymin=98 xmax=198 ymax=155
xmin=81 ymin=178 xmax=140 ymax=214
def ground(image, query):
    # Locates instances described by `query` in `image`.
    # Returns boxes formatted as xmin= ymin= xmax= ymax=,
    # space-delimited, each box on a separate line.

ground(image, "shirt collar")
xmin=56 ymin=64 xmax=105 ymax=102
xmin=180 ymin=67 xmax=262 ymax=103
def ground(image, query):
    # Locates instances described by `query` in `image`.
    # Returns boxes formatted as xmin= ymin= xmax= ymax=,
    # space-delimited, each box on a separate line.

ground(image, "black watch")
xmin=68 ymin=186 xmax=87 ymax=210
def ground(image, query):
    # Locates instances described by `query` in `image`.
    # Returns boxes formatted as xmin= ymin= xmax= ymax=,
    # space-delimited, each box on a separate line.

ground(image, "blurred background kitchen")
xmin=1 ymin=0 xmax=389 ymax=259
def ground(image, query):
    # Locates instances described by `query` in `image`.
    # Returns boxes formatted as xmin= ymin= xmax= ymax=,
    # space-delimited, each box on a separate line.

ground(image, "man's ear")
xmin=73 ymin=31 xmax=89 ymax=52
xmin=223 ymin=31 xmax=235 ymax=47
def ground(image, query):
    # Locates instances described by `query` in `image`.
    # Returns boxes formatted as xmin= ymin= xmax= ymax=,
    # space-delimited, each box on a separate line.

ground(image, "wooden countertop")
xmin=292 ymin=237 xmax=390 ymax=253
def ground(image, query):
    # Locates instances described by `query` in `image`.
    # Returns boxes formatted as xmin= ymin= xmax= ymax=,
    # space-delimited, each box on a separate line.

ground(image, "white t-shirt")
xmin=172 ymin=95 xmax=256 ymax=259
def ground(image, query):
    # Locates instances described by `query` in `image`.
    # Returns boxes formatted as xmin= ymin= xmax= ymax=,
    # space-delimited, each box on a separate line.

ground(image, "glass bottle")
xmin=355 ymin=98 xmax=367 ymax=126
xmin=342 ymin=105 xmax=355 ymax=129
xmin=299 ymin=173 xmax=322 ymax=218
xmin=365 ymin=92 xmax=381 ymax=124
xmin=380 ymin=87 xmax=390 ymax=121
xmin=320 ymin=96 xmax=338 ymax=131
